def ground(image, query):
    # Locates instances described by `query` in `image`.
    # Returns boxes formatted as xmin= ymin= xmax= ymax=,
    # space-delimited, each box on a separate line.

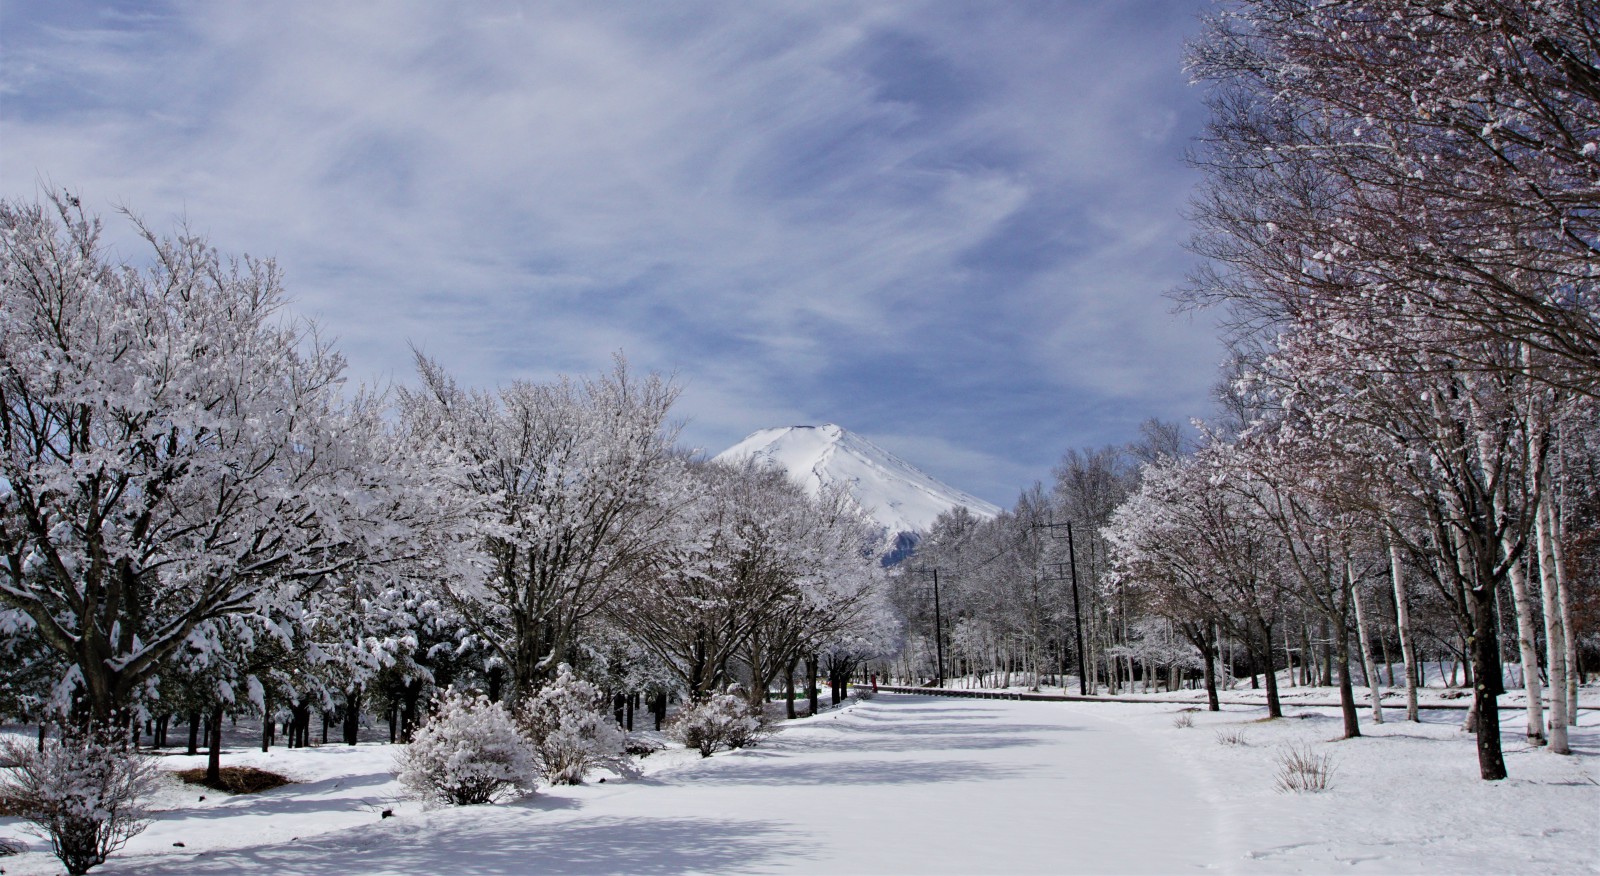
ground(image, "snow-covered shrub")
xmin=393 ymin=689 xmax=537 ymax=805
xmin=516 ymin=664 xmax=629 ymax=785
xmin=850 ymin=686 xmax=876 ymax=701
xmin=0 ymin=835 xmax=25 ymax=856
xmin=1273 ymin=743 xmax=1334 ymax=793
xmin=1172 ymin=711 xmax=1194 ymax=729
xmin=668 ymin=690 xmax=775 ymax=758
xmin=0 ymin=732 xmax=157 ymax=875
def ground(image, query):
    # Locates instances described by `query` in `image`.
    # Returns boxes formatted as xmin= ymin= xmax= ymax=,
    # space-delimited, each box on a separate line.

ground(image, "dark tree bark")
xmin=205 ymin=705 xmax=225 ymax=786
xmin=398 ymin=678 xmax=424 ymax=743
xmin=1468 ymin=586 xmax=1508 ymax=780
xmin=1259 ymin=624 xmax=1283 ymax=719
xmin=806 ymin=655 xmax=820 ymax=716
xmin=1336 ymin=615 xmax=1361 ymax=739
xmin=344 ymin=686 xmax=361 ymax=745
xmin=289 ymin=702 xmax=312 ymax=749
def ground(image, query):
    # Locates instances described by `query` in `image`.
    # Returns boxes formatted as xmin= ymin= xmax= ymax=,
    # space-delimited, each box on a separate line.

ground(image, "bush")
xmin=393 ymin=689 xmax=537 ymax=806
xmin=0 ymin=731 xmax=158 ymax=875
xmin=1214 ymin=728 xmax=1249 ymax=746
xmin=850 ymin=686 xmax=876 ymax=701
xmin=1273 ymin=743 xmax=1334 ymax=793
xmin=668 ymin=690 xmax=775 ymax=758
xmin=516 ymin=664 xmax=630 ymax=785
xmin=1172 ymin=711 xmax=1195 ymax=729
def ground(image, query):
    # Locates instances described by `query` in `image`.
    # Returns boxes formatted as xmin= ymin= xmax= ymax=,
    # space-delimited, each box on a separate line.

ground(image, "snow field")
xmin=1059 ymin=698 xmax=1600 ymax=874
xmin=2 ymin=692 xmax=1595 ymax=874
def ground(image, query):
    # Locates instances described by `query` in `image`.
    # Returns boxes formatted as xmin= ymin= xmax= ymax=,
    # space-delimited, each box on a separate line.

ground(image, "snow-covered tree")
xmin=0 ymin=194 xmax=406 ymax=736
xmin=1181 ymin=0 xmax=1597 ymax=779
xmin=1186 ymin=0 xmax=1600 ymax=395
xmin=399 ymin=354 xmax=682 ymax=699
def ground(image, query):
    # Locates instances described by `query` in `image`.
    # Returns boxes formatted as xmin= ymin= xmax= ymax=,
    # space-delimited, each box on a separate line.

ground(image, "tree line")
xmin=0 ymin=195 xmax=895 ymax=770
xmin=894 ymin=0 xmax=1598 ymax=783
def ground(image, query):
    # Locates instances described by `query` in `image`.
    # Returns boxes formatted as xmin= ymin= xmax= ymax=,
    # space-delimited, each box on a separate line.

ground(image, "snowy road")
xmin=96 ymin=693 xmax=1218 ymax=875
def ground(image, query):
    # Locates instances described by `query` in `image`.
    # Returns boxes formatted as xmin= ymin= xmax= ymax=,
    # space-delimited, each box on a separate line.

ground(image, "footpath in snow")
xmin=3 ymin=691 xmax=1596 ymax=874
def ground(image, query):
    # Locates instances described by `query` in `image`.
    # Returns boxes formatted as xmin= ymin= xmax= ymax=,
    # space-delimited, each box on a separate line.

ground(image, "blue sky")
xmin=0 ymin=0 xmax=1220 ymax=507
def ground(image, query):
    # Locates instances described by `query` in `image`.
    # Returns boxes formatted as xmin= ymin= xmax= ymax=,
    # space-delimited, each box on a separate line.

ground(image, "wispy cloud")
xmin=1 ymin=0 xmax=1220 ymax=505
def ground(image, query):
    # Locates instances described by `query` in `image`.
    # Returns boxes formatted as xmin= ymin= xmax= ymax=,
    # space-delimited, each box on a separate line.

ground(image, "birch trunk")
xmin=1536 ymin=485 xmax=1570 ymax=753
xmin=1496 ymin=480 xmax=1545 ymax=743
xmin=1549 ymin=494 xmax=1578 ymax=725
xmin=1350 ymin=564 xmax=1385 ymax=725
xmin=1389 ymin=538 xmax=1420 ymax=722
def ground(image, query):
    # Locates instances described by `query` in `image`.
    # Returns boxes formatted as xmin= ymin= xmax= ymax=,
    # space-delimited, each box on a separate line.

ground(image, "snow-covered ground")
xmin=3 ymin=692 xmax=1595 ymax=874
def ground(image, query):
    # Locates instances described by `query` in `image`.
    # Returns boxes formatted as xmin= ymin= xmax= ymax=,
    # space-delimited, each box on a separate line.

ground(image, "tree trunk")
xmin=1318 ymin=620 xmax=1333 ymax=687
xmin=1259 ymin=624 xmax=1282 ymax=719
xmin=187 ymin=710 xmax=201 ymax=755
xmin=1503 ymin=533 xmax=1545 ymax=743
xmin=1550 ymin=496 xmax=1577 ymax=725
xmin=205 ymin=705 xmax=225 ymax=786
xmin=1336 ymin=612 xmax=1361 ymax=739
xmin=1350 ymin=566 xmax=1385 ymax=726
xmin=399 ymin=678 xmax=423 ymax=743
xmin=785 ymin=661 xmax=798 ymax=719
xmin=1467 ymin=585 xmax=1508 ymax=780
xmin=1536 ymin=487 xmax=1570 ymax=753
xmin=261 ymin=697 xmax=273 ymax=753
xmin=806 ymin=655 xmax=820 ymax=716
xmin=344 ymin=686 xmax=361 ymax=746
xmin=1201 ymin=639 xmax=1219 ymax=711
xmin=1282 ymin=622 xmax=1295 ymax=689
xmin=290 ymin=702 xmax=312 ymax=749
xmin=1390 ymin=540 xmax=1420 ymax=722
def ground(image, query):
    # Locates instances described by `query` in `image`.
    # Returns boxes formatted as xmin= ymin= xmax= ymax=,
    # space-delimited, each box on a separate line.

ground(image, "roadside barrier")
xmin=862 ymin=683 xmax=1599 ymax=712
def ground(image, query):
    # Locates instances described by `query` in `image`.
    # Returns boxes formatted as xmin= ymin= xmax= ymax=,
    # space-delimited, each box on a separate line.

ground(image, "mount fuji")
xmin=714 ymin=424 xmax=1002 ymax=562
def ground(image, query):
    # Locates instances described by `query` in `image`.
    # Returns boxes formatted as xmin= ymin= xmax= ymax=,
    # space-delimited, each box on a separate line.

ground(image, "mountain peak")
xmin=714 ymin=424 xmax=1000 ymax=544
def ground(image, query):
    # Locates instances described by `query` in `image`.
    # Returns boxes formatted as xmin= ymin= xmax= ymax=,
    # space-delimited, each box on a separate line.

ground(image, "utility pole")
xmin=1066 ymin=522 xmax=1086 ymax=696
xmin=909 ymin=567 xmax=945 ymax=688
xmin=1039 ymin=520 xmax=1088 ymax=695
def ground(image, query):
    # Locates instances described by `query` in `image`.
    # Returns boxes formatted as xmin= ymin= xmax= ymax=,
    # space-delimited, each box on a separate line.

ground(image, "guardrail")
xmin=862 ymin=683 xmax=1599 ymax=712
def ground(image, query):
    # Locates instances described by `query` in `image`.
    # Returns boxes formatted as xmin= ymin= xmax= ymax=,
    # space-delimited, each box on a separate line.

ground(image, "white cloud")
xmin=0 ymin=0 xmax=1220 ymax=506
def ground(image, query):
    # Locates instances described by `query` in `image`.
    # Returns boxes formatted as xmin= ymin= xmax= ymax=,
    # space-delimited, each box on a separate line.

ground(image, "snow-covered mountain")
xmin=714 ymin=424 xmax=1001 ymax=560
